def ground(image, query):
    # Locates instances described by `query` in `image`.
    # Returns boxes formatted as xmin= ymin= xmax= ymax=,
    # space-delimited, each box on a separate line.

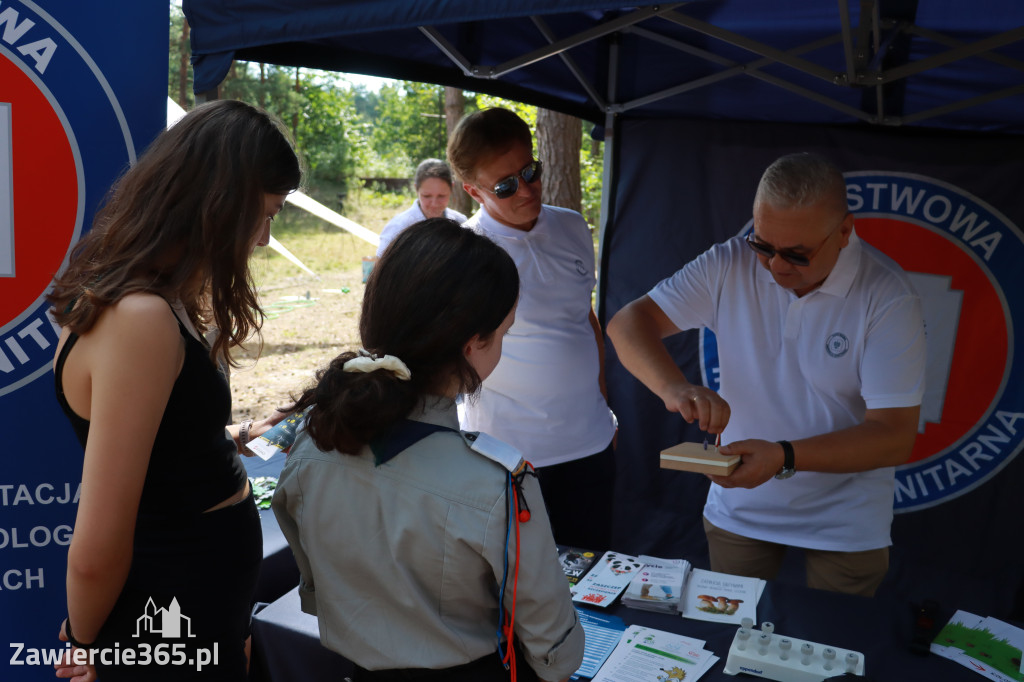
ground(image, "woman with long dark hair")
xmin=49 ymin=99 xmax=302 ymax=681
xmin=274 ymin=218 xmax=584 ymax=682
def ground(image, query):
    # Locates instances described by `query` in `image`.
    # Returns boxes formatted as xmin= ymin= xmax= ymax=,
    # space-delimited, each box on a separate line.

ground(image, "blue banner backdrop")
xmin=0 ymin=1 xmax=165 ymax=678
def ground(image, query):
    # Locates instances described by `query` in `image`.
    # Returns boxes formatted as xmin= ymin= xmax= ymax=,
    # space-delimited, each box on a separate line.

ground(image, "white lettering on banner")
xmin=847 ymin=181 xmax=1002 ymax=261
xmin=0 ymin=482 xmax=80 ymax=505
xmin=895 ymin=411 xmax=1024 ymax=504
xmin=0 ymin=568 xmax=44 ymax=590
xmin=0 ymin=2 xmax=58 ymax=73
xmin=10 ymin=642 xmax=72 ymax=665
xmin=0 ymin=317 xmax=55 ymax=373
xmin=0 ymin=525 xmax=73 ymax=549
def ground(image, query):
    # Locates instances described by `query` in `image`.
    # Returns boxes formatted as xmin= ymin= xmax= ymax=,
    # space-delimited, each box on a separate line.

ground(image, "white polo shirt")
xmin=649 ymin=231 xmax=926 ymax=551
xmin=460 ymin=205 xmax=616 ymax=467
xmin=376 ymin=202 xmax=468 ymax=257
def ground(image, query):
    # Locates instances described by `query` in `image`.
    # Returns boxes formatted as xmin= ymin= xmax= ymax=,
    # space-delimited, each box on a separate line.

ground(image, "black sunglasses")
xmin=745 ymin=229 xmax=840 ymax=267
xmin=484 ymin=160 xmax=542 ymax=199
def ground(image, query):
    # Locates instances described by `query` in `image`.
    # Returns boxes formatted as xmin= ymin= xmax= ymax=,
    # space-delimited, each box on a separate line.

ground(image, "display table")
xmin=249 ymin=580 xmax=985 ymax=682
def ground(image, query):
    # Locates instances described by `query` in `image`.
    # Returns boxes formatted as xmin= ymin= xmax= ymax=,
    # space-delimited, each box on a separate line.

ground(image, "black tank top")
xmin=54 ymin=311 xmax=246 ymax=516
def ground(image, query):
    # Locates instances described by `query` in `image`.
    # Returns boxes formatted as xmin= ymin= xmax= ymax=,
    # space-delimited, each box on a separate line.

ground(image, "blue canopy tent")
xmin=185 ymin=1 xmax=1024 ymax=619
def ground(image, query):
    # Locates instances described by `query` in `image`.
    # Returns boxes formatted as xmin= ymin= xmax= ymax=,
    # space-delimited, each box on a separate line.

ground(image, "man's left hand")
xmin=707 ymin=439 xmax=785 ymax=489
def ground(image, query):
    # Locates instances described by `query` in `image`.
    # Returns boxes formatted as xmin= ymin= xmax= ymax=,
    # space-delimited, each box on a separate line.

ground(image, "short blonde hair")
xmin=447 ymin=108 xmax=532 ymax=184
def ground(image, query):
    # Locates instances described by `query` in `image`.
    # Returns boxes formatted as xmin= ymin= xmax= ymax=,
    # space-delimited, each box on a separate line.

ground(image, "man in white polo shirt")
xmin=607 ymin=153 xmax=926 ymax=596
xmin=447 ymin=107 xmax=617 ymax=550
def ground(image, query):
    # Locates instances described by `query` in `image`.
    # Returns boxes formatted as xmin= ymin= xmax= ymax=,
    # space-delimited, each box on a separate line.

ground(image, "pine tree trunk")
xmin=444 ymin=87 xmax=473 ymax=217
xmin=536 ymin=108 xmax=582 ymax=212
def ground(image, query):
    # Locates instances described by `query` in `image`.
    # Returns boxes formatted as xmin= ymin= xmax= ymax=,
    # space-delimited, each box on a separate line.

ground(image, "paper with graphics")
xmin=680 ymin=568 xmax=764 ymax=624
xmin=571 ymin=551 xmax=643 ymax=608
xmin=591 ymin=625 xmax=717 ymax=682
xmin=932 ymin=610 xmax=1024 ymax=681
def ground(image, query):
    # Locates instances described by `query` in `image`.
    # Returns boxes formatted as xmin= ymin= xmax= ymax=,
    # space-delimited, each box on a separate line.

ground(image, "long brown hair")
xmin=48 ymin=100 xmax=302 ymax=364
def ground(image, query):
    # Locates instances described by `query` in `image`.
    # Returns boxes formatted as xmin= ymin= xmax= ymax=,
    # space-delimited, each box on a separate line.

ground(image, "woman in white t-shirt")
xmin=375 ymin=158 xmax=468 ymax=257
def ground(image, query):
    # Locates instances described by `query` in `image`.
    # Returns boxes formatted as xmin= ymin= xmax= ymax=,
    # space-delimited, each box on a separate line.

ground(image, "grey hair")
xmin=754 ymin=152 xmax=848 ymax=214
xmin=413 ymin=158 xmax=454 ymax=190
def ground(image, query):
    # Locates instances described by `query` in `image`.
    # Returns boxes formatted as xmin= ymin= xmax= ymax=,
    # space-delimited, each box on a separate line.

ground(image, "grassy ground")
xmin=230 ymin=187 xmax=408 ymax=422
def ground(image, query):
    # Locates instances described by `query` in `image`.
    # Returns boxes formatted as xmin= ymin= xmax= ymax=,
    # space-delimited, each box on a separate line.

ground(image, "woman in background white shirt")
xmin=375 ymin=158 xmax=468 ymax=257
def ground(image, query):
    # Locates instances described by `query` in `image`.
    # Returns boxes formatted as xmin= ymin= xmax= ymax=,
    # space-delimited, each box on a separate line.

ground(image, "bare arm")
xmin=710 ymin=405 xmax=921 ymax=489
xmin=607 ymin=295 xmax=730 ymax=435
xmin=62 ymin=295 xmax=183 ymax=644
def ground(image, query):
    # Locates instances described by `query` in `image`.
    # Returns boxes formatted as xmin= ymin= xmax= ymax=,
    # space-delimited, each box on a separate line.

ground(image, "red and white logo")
xmin=0 ymin=0 xmax=135 ymax=396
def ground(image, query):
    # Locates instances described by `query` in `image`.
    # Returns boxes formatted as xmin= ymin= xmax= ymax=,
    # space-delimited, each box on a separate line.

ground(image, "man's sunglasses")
xmin=745 ymin=235 xmax=813 ymax=267
xmin=483 ymin=160 xmax=542 ymax=200
xmin=745 ymin=226 xmax=841 ymax=267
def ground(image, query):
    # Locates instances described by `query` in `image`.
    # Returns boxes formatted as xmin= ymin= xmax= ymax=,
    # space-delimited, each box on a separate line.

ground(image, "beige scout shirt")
xmin=272 ymin=397 xmax=584 ymax=680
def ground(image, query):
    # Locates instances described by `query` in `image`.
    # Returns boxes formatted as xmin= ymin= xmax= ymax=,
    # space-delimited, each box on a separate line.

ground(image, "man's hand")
xmin=663 ymin=384 xmax=730 ymax=436
xmin=707 ymin=439 xmax=785 ymax=489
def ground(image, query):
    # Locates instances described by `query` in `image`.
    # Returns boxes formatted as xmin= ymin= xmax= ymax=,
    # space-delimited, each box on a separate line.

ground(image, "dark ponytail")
xmin=290 ymin=218 xmax=518 ymax=454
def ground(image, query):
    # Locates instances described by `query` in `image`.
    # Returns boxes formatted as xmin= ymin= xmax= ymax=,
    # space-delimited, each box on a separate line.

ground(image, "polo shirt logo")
xmin=825 ymin=333 xmax=850 ymax=357
xmin=575 ymin=259 xmax=588 ymax=275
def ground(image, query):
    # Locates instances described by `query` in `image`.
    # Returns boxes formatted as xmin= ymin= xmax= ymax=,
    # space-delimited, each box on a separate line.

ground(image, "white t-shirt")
xmin=376 ymin=201 xmax=468 ymax=257
xmin=460 ymin=205 xmax=616 ymax=467
xmin=648 ymin=231 xmax=926 ymax=551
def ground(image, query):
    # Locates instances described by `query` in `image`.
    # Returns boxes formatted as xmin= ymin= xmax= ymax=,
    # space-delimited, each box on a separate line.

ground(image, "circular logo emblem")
xmin=0 ymin=1 xmax=135 ymax=397
xmin=575 ymin=258 xmax=588 ymax=275
xmin=825 ymin=332 xmax=850 ymax=358
xmin=701 ymin=171 xmax=1023 ymax=512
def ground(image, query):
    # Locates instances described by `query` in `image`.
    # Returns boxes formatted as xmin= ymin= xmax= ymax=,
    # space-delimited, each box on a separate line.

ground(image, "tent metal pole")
xmin=488 ymin=4 xmax=684 ymax=79
xmin=596 ymin=34 xmax=620 ymax=324
xmin=418 ymin=26 xmax=475 ymax=77
xmin=838 ymin=0 xmax=858 ymax=85
xmin=904 ymin=24 xmax=1024 ymax=73
xmin=659 ymin=9 xmax=840 ymax=84
xmin=879 ymin=26 xmax=1024 ymax=84
xmin=613 ymin=33 xmax=840 ymax=113
xmin=531 ymin=16 xmax=608 ymax=111
xmin=900 ymin=83 xmax=1024 ymax=126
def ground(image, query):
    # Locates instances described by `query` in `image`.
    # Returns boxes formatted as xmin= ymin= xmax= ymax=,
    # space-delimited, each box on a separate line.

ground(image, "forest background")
xmin=168 ymin=3 xmax=606 ymax=421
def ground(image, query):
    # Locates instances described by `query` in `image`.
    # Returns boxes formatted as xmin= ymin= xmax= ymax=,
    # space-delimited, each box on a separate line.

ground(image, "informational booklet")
xmin=622 ymin=555 xmax=691 ymax=615
xmin=679 ymin=568 xmax=765 ymax=625
xmin=931 ymin=609 xmax=1024 ymax=682
xmin=572 ymin=551 xmax=644 ymax=608
xmin=571 ymin=608 xmax=627 ymax=680
xmin=591 ymin=625 xmax=718 ymax=682
xmin=557 ymin=545 xmax=604 ymax=597
xmin=246 ymin=410 xmax=306 ymax=460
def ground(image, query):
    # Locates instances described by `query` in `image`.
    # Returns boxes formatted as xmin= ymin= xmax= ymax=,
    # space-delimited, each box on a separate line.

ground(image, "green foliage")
xmin=167 ymin=4 xmax=193 ymax=109
xmin=167 ymin=1 xmax=603 ymax=225
xmin=580 ymin=138 xmax=604 ymax=227
xmin=370 ymin=82 xmax=448 ymax=175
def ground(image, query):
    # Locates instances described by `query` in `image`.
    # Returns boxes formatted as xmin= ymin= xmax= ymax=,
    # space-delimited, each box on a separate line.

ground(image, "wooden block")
xmin=660 ymin=442 xmax=740 ymax=476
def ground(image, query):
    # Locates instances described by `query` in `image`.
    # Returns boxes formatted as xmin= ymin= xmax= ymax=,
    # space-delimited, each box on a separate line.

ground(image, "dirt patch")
xmin=229 ymin=269 xmax=367 ymax=423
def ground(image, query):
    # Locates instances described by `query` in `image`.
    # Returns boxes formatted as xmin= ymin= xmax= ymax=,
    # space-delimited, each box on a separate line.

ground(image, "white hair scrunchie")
xmin=342 ymin=350 xmax=412 ymax=381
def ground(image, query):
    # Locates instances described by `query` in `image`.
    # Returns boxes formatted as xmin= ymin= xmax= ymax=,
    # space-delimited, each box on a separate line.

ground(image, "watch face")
xmin=774 ymin=468 xmax=796 ymax=480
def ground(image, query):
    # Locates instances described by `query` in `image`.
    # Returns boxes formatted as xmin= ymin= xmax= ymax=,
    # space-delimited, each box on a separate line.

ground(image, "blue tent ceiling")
xmin=185 ymin=0 xmax=1024 ymax=134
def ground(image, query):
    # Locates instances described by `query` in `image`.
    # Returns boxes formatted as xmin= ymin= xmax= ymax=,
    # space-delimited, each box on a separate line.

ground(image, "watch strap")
xmin=777 ymin=440 xmax=795 ymax=473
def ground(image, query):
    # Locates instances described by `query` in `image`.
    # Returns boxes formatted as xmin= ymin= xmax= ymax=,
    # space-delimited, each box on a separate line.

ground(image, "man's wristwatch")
xmin=775 ymin=440 xmax=796 ymax=479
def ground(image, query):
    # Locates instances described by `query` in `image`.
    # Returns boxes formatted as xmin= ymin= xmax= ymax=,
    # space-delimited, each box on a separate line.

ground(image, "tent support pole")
xmin=596 ymin=34 xmax=619 ymax=325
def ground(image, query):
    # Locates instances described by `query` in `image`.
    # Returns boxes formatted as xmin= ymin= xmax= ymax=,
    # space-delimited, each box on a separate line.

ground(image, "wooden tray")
xmin=660 ymin=442 xmax=740 ymax=476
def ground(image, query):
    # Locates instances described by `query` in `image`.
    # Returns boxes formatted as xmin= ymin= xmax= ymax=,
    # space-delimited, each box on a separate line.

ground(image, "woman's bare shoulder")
xmin=90 ymin=293 xmax=181 ymax=349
